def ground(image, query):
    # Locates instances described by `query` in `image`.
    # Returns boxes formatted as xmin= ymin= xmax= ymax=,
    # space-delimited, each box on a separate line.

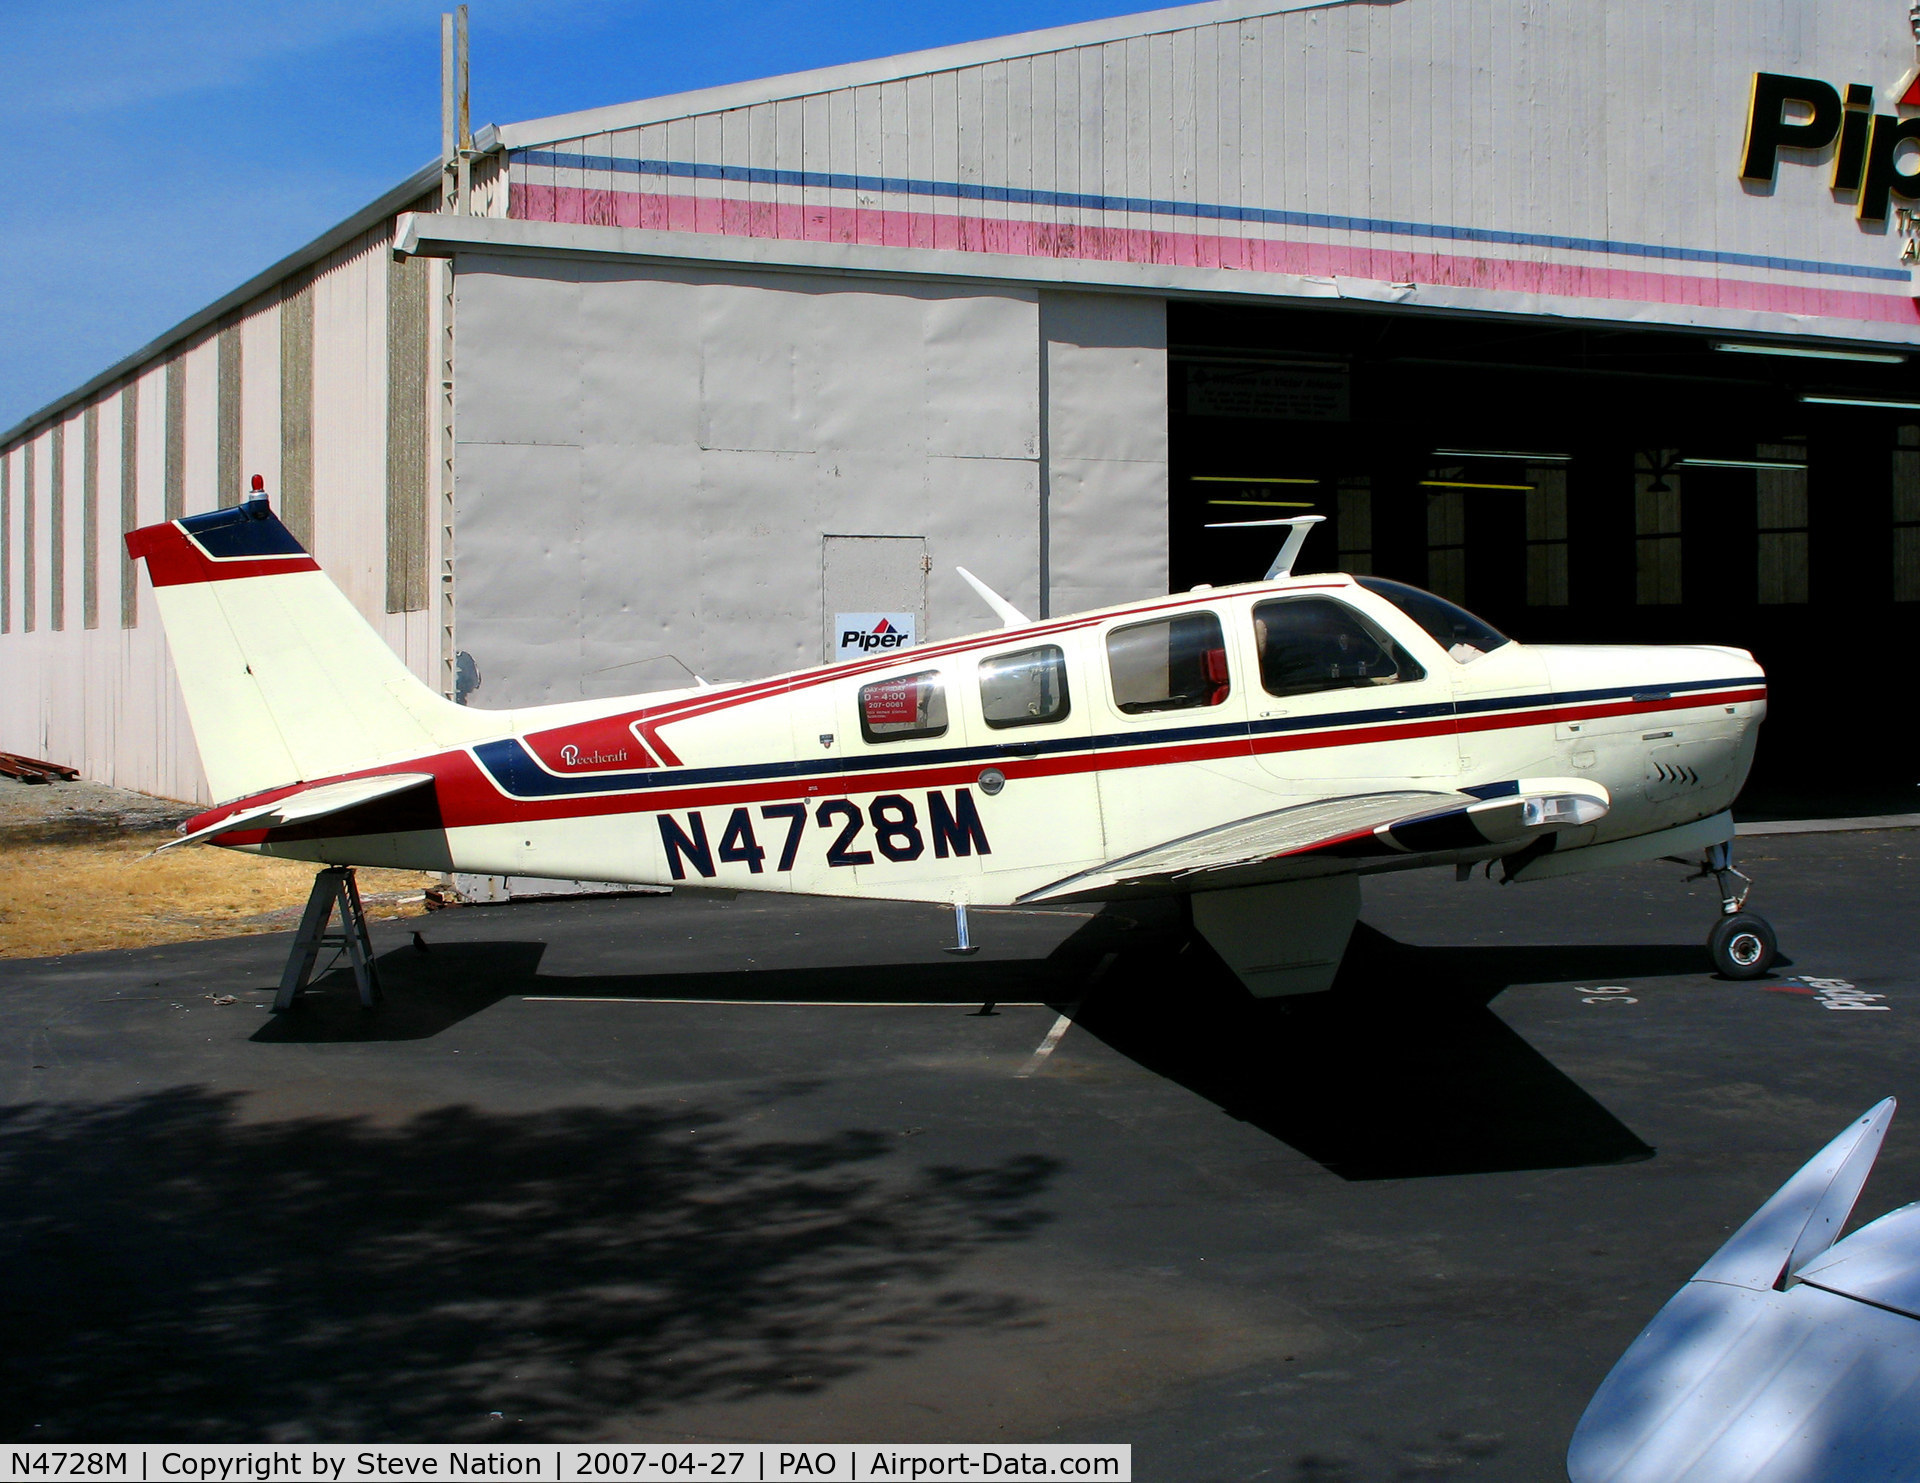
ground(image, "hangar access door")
xmin=822 ymin=535 xmax=927 ymax=665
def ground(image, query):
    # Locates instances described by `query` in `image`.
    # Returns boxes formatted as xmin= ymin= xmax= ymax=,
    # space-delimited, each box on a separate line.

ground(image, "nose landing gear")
xmin=1683 ymin=841 xmax=1777 ymax=979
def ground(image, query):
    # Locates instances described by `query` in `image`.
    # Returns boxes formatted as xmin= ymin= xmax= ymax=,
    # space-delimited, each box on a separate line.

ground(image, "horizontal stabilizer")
xmin=158 ymin=773 xmax=436 ymax=852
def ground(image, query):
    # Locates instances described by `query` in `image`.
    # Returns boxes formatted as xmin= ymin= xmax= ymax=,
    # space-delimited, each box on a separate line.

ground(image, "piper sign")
xmin=835 ymin=612 xmax=917 ymax=660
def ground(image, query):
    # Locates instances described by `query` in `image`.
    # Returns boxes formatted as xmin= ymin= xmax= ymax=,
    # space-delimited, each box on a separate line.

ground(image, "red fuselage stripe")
xmin=202 ymin=683 xmax=1763 ymax=843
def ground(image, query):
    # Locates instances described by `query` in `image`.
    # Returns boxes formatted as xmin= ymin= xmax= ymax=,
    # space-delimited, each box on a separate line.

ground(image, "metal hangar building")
xmin=3 ymin=0 xmax=1917 ymax=807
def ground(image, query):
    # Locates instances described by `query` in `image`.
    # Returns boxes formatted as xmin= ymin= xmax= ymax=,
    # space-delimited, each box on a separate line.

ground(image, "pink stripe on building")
xmin=511 ymin=181 xmax=1920 ymax=329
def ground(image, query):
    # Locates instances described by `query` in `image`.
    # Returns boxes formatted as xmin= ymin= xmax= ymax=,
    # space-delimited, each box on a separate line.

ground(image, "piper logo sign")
xmin=1740 ymin=72 xmax=1920 ymax=221
xmin=835 ymin=612 xmax=917 ymax=659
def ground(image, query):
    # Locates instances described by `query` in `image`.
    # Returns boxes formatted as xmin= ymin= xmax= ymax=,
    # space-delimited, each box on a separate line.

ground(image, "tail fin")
xmin=126 ymin=492 xmax=489 ymax=802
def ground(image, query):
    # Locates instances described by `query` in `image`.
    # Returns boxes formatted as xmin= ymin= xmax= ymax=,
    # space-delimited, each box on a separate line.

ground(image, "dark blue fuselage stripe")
xmin=473 ymin=676 xmax=1755 ymax=802
xmin=511 ymin=149 xmax=1910 ymax=285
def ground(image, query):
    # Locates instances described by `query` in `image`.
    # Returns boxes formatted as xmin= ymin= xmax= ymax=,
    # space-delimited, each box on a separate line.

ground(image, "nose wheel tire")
xmin=1708 ymin=913 xmax=1777 ymax=980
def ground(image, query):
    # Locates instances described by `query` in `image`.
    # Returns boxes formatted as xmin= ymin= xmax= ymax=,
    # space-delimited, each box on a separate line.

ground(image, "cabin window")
xmin=1107 ymin=612 xmax=1230 ymax=714
xmin=1252 ymin=597 xmax=1424 ymax=698
xmin=858 ymin=670 xmax=949 ymax=742
xmin=1355 ymin=576 xmax=1509 ymax=663
xmin=979 ymin=645 xmax=1070 ymax=729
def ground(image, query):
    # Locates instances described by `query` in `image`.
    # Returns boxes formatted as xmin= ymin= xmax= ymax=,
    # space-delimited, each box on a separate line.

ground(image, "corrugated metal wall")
xmin=117 ymin=387 xmax=137 ymax=630
xmin=47 ymin=424 xmax=64 ymax=632
xmin=279 ymin=277 xmax=316 ymax=546
xmin=385 ymin=253 xmax=432 ymax=613
xmin=0 ymin=457 xmax=9 ymax=637
xmin=506 ymin=0 xmax=1920 ymax=339
xmin=0 ymin=217 xmax=443 ymax=802
xmin=81 ymin=403 xmax=98 ymax=630
xmin=216 ymin=323 xmax=243 ymax=508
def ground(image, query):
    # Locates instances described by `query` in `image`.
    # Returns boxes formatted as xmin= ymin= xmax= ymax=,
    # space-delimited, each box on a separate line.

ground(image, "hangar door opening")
xmin=1166 ymin=301 xmax=1920 ymax=815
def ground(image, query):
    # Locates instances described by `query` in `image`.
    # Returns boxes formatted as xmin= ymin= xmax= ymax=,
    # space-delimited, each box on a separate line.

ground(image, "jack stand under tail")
xmin=275 ymin=865 xmax=383 ymax=1011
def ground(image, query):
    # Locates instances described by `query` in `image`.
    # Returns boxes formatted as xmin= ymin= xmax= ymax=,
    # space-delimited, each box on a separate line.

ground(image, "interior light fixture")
xmin=1429 ymin=448 xmax=1572 ymax=462
xmin=1418 ymin=479 xmax=1535 ymax=492
xmin=1675 ymin=457 xmax=1806 ymax=471
xmin=1713 ymin=341 xmax=1908 ymax=364
xmin=1800 ymin=393 xmax=1920 ymax=410
xmin=1206 ymin=499 xmax=1316 ymax=508
xmin=1191 ymin=474 xmax=1319 ymax=484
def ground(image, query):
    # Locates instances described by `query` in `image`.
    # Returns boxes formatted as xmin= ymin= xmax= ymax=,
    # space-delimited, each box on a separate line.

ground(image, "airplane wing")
xmin=1569 ymin=1100 xmax=1920 ymax=1483
xmin=1018 ymin=778 xmax=1609 ymax=902
xmin=157 ymin=772 xmax=438 ymax=852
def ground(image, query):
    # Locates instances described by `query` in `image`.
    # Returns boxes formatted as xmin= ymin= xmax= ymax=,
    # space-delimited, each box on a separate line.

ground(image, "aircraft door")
xmin=814 ymin=663 xmax=992 ymax=903
xmin=1092 ymin=607 xmax=1259 ymax=862
xmin=1246 ymin=593 xmax=1459 ymax=792
xmin=964 ymin=637 xmax=1107 ymax=882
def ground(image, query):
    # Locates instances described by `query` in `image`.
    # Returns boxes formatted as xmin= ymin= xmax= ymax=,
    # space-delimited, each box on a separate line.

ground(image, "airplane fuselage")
xmin=205 ymin=572 xmax=1765 ymax=907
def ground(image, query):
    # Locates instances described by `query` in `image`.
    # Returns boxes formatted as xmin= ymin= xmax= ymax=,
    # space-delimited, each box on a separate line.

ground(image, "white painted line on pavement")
xmin=1017 ymin=1013 xmax=1075 ymax=1077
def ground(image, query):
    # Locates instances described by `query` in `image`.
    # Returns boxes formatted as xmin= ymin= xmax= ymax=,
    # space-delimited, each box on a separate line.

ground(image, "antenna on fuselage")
xmin=1201 ymin=514 xmax=1327 ymax=579
xmin=955 ymin=566 xmax=1031 ymax=628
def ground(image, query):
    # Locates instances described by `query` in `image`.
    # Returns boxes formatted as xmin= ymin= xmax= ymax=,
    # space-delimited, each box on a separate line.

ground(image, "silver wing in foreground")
xmin=1570 ymin=1098 xmax=1920 ymax=1483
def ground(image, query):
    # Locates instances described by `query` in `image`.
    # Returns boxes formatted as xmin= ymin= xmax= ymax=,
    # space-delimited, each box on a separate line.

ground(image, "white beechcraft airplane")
xmin=126 ymin=488 xmax=1778 ymax=993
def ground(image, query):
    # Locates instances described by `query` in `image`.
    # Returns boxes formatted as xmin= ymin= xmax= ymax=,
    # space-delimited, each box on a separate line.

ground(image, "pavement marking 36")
xmin=1576 ymin=986 xmax=1638 ymax=1006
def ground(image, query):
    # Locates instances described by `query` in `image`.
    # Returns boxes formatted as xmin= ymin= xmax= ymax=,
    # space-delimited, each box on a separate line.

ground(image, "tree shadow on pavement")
xmin=0 ymin=1089 xmax=1057 ymax=1441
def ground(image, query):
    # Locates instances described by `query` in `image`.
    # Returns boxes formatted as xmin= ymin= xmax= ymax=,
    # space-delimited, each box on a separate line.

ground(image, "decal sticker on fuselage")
xmin=655 ymin=789 xmax=991 ymax=880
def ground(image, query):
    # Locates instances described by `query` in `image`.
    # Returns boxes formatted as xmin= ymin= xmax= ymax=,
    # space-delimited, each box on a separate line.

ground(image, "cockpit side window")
xmin=979 ymin=644 xmax=1070 ymax=729
xmin=858 ymin=670 xmax=949 ymax=743
xmin=1252 ymin=597 xmax=1425 ymax=698
xmin=1355 ymin=576 xmax=1510 ymax=663
xmin=1107 ymin=611 xmax=1230 ymax=714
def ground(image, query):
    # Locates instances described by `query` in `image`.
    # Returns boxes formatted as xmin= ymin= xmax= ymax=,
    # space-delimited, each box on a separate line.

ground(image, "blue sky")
xmin=0 ymin=0 xmax=1151 ymax=432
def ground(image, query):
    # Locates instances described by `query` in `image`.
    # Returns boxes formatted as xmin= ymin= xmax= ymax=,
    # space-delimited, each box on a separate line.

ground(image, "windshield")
xmin=1355 ymin=577 xmax=1510 ymax=663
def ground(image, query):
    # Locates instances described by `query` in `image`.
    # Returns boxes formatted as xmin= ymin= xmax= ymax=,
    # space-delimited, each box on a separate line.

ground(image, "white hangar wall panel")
xmin=1042 ymin=291 xmax=1168 ymax=616
xmin=503 ymin=0 xmax=1920 ymax=344
xmin=452 ymin=254 xmax=1071 ymax=705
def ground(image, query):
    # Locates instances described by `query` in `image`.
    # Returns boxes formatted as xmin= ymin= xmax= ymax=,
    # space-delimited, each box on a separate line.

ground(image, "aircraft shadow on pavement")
xmin=257 ymin=907 xmax=1685 ymax=1183
xmin=1054 ymin=903 xmax=1677 ymax=1181
xmin=249 ymin=944 xmax=1058 ymax=1044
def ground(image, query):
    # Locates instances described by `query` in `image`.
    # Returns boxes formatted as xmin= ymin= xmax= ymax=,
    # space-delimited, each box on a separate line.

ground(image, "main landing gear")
xmin=1683 ymin=841 xmax=1778 ymax=980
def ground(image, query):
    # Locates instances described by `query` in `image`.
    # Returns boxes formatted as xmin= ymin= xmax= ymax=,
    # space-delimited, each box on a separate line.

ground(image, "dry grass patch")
xmin=0 ymin=833 xmax=437 ymax=959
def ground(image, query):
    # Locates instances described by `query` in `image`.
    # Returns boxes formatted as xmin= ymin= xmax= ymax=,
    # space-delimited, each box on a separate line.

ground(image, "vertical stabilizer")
xmin=126 ymin=496 xmax=491 ymax=802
